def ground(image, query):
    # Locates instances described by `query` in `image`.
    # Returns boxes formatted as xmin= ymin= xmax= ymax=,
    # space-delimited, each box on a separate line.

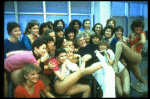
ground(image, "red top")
xmin=129 ymin=31 xmax=146 ymax=53
xmin=14 ymin=80 xmax=45 ymax=98
xmin=43 ymin=56 xmax=59 ymax=75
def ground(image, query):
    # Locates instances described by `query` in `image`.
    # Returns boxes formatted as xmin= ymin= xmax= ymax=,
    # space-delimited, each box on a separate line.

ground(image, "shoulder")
xmin=4 ymin=39 xmax=11 ymax=45
xmin=14 ymin=85 xmax=25 ymax=98
xmin=140 ymin=31 xmax=146 ymax=36
xmin=36 ymin=80 xmax=45 ymax=91
xmin=22 ymin=35 xmax=30 ymax=40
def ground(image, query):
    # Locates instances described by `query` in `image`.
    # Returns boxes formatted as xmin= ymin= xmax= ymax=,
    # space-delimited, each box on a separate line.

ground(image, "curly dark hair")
xmin=92 ymin=23 xmax=104 ymax=36
xmin=103 ymin=25 xmax=114 ymax=37
xmin=64 ymin=26 xmax=76 ymax=40
xmin=130 ymin=18 xmax=145 ymax=32
xmin=90 ymin=33 xmax=102 ymax=44
xmin=7 ymin=22 xmax=20 ymax=35
xmin=39 ymin=22 xmax=51 ymax=35
xmin=69 ymin=19 xmax=82 ymax=29
xmin=53 ymin=19 xmax=65 ymax=29
xmin=114 ymin=26 xmax=124 ymax=36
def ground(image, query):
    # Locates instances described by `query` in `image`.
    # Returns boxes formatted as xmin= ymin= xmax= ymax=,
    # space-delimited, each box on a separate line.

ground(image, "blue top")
xmin=104 ymin=37 xmax=118 ymax=53
xmin=4 ymin=39 xmax=24 ymax=59
xmin=22 ymin=35 xmax=40 ymax=50
xmin=104 ymin=37 xmax=124 ymax=60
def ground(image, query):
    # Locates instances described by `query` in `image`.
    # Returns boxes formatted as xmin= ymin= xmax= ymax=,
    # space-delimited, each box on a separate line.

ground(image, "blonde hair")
xmin=18 ymin=64 xmax=41 ymax=86
xmin=97 ymin=40 xmax=110 ymax=49
xmin=81 ymin=30 xmax=93 ymax=36
xmin=64 ymin=47 xmax=73 ymax=52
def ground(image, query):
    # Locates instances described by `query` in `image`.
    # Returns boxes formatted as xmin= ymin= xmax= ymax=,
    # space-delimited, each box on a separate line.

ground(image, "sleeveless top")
xmin=129 ymin=31 xmax=146 ymax=53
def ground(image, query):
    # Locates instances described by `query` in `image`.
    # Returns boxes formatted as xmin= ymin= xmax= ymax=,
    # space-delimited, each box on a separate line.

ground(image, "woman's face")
xmin=99 ymin=44 xmax=107 ymax=52
xmin=84 ymin=34 xmax=90 ymax=42
xmin=77 ymin=37 xmax=86 ymax=47
xmin=66 ymin=49 xmax=74 ymax=60
xmin=61 ymin=39 xmax=68 ymax=48
xmin=56 ymin=31 xmax=64 ymax=38
xmin=48 ymin=32 xmax=56 ymax=43
xmin=108 ymin=21 xmax=115 ymax=27
xmin=35 ymin=44 xmax=47 ymax=57
xmin=68 ymin=42 xmax=74 ymax=50
xmin=49 ymin=24 xmax=53 ymax=30
xmin=47 ymin=41 xmax=54 ymax=50
xmin=57 ymin=52 xmax=67 ymax=64
xmin=25 ymin=70 xmax=39 ymax=84
xmin=92 ymin=36 xmax=100 ymax=44
xmin=95 ymin=25 xmax=102 ymax=34
xmin=57 ymin=21 xmax=63 ymax=29
xmin=115 ymin=29 xmax=123 ymax=38
xmin=84 ymin=21 xmax=90 ymax=30
xmin=134 ymin=26 xmax=142 ymax=34
xmin=68 ymin=32 xmax=74 ymax=40
xmin=105 ymin=28 xmax=112 ymax=38
xmin=74 ymin=22 xmax=79 ymax=30
xmin=43 ymin=26 xmax=49 ymax=34
xmin=10 ymin=26 xmax=21 ymax=39
xmin=29 ymin=25 xmax=39 ymax=36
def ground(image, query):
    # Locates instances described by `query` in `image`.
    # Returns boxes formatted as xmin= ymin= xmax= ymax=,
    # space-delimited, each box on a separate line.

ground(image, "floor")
xmin=129 ymin=55 xmax=148 ymax=98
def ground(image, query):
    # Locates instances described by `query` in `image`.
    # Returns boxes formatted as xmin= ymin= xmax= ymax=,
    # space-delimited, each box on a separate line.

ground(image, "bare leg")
xmin=129 ymin=64 xmax=147 ymax=84
xmin=54 ymin=62 xmax=102 ymax=94
xmin=64 ymin=84 xmax=91 ymax=98
xmin=115 ymin=76 xmax=123 ymax=98
xmin=121 ymin=68 xmax=130 ymax=98
xmin=114 ymin=41 xmax=142 ymax=64
xmin=113 ymin=42 xmax=147 ymax=83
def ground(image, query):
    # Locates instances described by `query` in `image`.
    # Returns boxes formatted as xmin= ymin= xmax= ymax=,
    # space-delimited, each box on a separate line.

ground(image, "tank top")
xmin=129 ymin=31 xmax=146 ymax=53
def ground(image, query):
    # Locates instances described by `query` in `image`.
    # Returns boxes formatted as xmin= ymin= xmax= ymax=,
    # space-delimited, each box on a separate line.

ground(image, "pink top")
xmin=4 ymin=51 xmax=39 ymax=72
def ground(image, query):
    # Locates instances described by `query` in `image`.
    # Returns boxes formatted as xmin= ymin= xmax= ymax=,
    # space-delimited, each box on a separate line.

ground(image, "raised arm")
xmin=53 ymin=59 xmax=70 ymax=81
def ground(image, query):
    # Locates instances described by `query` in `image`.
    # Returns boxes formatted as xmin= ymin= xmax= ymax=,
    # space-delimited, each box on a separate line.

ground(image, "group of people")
xmin=4 ymin=18 xmax=147 ymax=98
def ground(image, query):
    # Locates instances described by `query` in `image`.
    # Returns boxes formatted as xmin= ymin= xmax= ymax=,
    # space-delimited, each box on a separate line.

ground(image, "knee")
xmin=45 ymin=85 xmax=51 ymax=92
xmin=86 ymin=85 xmax=91 ymax=93
xmin=116 ymin=41 xmax=123 ymax=47
xmin=123 ymin=91 xmax=130 ymax=98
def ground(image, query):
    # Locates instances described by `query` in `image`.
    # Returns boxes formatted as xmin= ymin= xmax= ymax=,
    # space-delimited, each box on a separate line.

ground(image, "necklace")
xmin=25 ymin=85 xmax=35 ymax=95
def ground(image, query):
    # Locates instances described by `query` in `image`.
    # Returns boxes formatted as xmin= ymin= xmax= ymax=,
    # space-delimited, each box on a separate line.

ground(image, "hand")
xmin=131 ymin=45 xmax=136 ymax=52
xmin=62 ymin=59 xmax=70 ymax=66
xmin=41 ymin=52 xmax=49 ymax=62
xmin=48 ymin=61 xmax=56 ymax=69
xmin=112 ymin=62 xmax=119 ymax=73
xmin=82 ymin=54 xmax=92 ymax=62
xmin=73 ymin=54 xmax=81 ymax=59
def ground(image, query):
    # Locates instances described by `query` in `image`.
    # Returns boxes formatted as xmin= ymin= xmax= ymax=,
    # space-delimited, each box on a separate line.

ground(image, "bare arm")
xmin=53 ymin=64 xmax=66 ymax=81
xmin=42 ymin=88 xmax=55 ymax=98
xmin=53 ymin=59 xmax=70 ymax=81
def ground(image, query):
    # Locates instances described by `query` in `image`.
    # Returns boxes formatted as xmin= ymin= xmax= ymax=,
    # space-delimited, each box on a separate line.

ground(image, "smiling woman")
xmin=14 ymin=64 xmax=55 ymax=98
xmin=22 ymin=20 xmax=40 ymax=50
